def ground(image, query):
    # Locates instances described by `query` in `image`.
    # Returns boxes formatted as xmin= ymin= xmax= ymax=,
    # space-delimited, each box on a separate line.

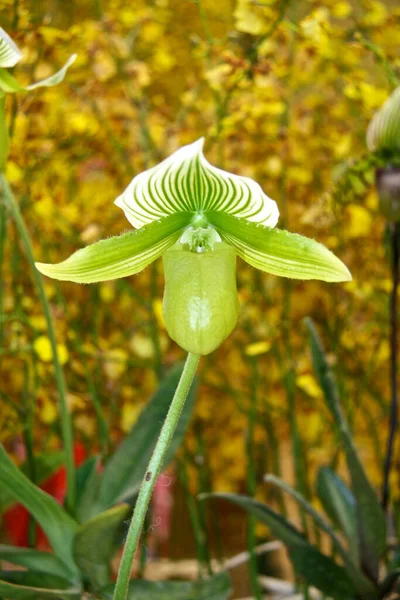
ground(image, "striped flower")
xmin=367 ymin=86 xmax=400 ymax=153
xmin=36 ymin=139 xmax=351 ymax=355
xmin=0 ymin=27 xmax=76 ymax=170
xmin=0 ymin=26 xmax=76 ymax=91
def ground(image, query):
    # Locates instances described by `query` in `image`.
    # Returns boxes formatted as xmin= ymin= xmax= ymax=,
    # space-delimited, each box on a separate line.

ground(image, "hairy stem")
xmin=113 ymin=352 xmax=200 ymax=600
xmin=0 ymin=174 xmax=75 ymax=513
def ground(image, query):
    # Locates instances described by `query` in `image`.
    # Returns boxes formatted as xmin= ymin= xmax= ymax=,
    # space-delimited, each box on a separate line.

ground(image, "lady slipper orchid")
xmin=36 ymin=139 xmax=351 ymax=355
xmin=0 ymin=26 xmax=76 ymax=91
xmin=0 ymin=27 xmax=76 ymax=170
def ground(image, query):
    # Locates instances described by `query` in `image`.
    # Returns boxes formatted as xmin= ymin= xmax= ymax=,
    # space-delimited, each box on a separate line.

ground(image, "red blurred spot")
xmin=3 ymin=442 xmax=86 ymax=548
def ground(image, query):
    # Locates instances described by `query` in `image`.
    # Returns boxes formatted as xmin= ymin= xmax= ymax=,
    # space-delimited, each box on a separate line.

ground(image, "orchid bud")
xmin=376 ymin=167 xmax=400 ymax=222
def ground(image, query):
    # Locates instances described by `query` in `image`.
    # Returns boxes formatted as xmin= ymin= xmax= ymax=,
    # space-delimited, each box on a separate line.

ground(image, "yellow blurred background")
xmin=0 ymin=0 xmax=399 ymax=586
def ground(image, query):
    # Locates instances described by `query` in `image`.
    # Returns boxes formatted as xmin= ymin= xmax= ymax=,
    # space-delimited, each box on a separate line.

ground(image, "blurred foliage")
xmin=0 ymin=0 xmax=399 ymax=532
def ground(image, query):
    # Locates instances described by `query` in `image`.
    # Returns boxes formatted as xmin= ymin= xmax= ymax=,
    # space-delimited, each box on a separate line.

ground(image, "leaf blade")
xmin=316 ymin=467 xmax=359 ymax=562
xmin=264 ymin=474 xmax=375 ymax=597
xmin=289 ymin=546 xmax=356 ymax=600
xmin=0 ymin=445 xmax=78 ymax=574
xmin=0 ymin=546 xmax=69 ymax=580
xmin=73 ymin=504 xmax=130 ymax=590
xmin=100 ymin=571 xmax=232 ymax=600
xmin=0 ymin=577 xmax=81 ymax=600
xmin=305 ymin=318 xmax=387 ymax=579
xmin=201 ymin=492 xmax=307 ymax=548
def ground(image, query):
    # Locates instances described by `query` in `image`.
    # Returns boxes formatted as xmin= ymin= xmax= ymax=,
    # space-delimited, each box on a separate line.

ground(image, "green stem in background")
xmin=194 ymin=424 xmax=219 ymax=569
xmin=177 ymin=456 xmax=210 ymax=577
xmin=248 ymin=0 xmax=291 ymax=65
xmin=113 ymin=352 xmax=200 ymax=600
xmin=21 ymin=360 xmax=37 ymax=547
xmin=79 ymin=343 xmax=111 ymax=456
xmin=246 ymin=358 xmax=262 ymax=600
xmin=382 ymin=222 xmax=399 ymax=510
xmin=0 ymin=174 xmax=76 ymax=513
xmin=92 ymin=0 xmax=103 ymax=19
xmin=355 ymin=32 xmax=399 ymax=89
xmin=0 ymin=199 xmax=6 ymax=353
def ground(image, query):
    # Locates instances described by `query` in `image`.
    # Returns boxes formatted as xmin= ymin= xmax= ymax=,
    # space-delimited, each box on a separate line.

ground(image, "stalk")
xmin=246 ymin=358 xmax=262 ymax=600
xmin=113 ymin=352 xmax=200 ymax=600
xmin=382 ymin=222 xmax=399 ymax=510
xmin=177 ymin=456 xmax=210 ymax=577
xmin=0 ymin=174 xmax=76 ymax=513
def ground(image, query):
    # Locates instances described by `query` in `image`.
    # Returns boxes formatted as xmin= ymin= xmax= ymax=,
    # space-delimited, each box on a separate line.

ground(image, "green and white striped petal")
xmin=0 ymin=27 xmax=22 ymax=68
xmin=35 ymin=212 xmax=192 ymax=283
xmin=115 ymin=138 xmax=279 ymax=229
xmin=367 ymin=86 xmax=400 ymax=152
xmin=206 ymin=212 xmax=351 ymax=282
xmin=0 ymin=54 xmax=76 ymax=94
xmin=27 ymin=54 xmax=77 ymax=90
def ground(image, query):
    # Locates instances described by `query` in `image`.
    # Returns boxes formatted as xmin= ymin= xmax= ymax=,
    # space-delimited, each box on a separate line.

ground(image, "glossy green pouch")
xmin=162 ymin=241 xmax=240 ymax=355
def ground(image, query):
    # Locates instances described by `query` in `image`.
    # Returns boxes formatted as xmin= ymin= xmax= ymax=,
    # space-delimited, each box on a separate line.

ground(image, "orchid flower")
xmin=367 ymin=85 xmax=400 ymax=154
xmin=0 ymin=26 xmax=76 ymax=91
xmin=0 ymin=27 xmax=76 ymax=169
xmin=367 ymin=85 xmax=400 ymax=222
xmin=36 ymin=139 xmax=351 ymax=355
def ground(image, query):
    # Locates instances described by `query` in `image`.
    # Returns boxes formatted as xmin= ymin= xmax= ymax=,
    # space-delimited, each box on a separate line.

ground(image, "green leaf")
xmin=0 ymin=546 xmax=69 ymax=580
xmin=75 ymin=457 xmax=102 ymax=524
xmin=73 ymin=504 xmax=130 ymax=590
xmin=0 ymin=451 xmax=65 ymax=513
xmin=115 ymin=138 xmax=279 ymax=228
xmin=367 ymin=86 xmax=400 ymax=152
xmin=35 ymin=212 xmax=193 ymax=283
xmin=264 ymin=474 xmax=375 ymax=597
xmin=0 ymin=27 xmax=22 ymax=67
xmin=305 ymin=318 xmax=387 ymax=580
xmin=26 ymin=54 xmax=77 ymax=90
xmin=288 ymin=546 xmax=356 ymax=600
xmin=206 ymin=212 xmax=351 ymax=282
xmin=0 ymin=68 xmax=25 ymax=93
xmin=85 ymin=363 xmax=198 ymax=517
xmin=203 ymin=493 xmax=378 ymax=600
xmin=22 ymin=451 xmax=66 ymax=481
xmin=0 ymin=575 xmax=81 ymax=600
xmin=75 ymin=455 xmax=100 ymax=511
xmin=0 ymin=445 xmax=78 ymax=574
xmin=316 ymin=467 xmax=359 ymax=562
xmin=100 ymin=571 xmax=232 ymax=600
xmin=201 ymin=492 xmax=307 ymax=547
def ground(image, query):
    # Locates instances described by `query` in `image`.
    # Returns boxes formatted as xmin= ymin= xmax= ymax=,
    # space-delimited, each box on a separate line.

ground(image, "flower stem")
xmin=0 ymin=173 xmax=75 ymax=513
xmin=113 ymin=352 xmax=201 ymax=600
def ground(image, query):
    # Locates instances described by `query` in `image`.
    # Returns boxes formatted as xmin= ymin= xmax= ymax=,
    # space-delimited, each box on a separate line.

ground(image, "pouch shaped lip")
xmin=162 ymin=241 xmax=240 ymax=355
